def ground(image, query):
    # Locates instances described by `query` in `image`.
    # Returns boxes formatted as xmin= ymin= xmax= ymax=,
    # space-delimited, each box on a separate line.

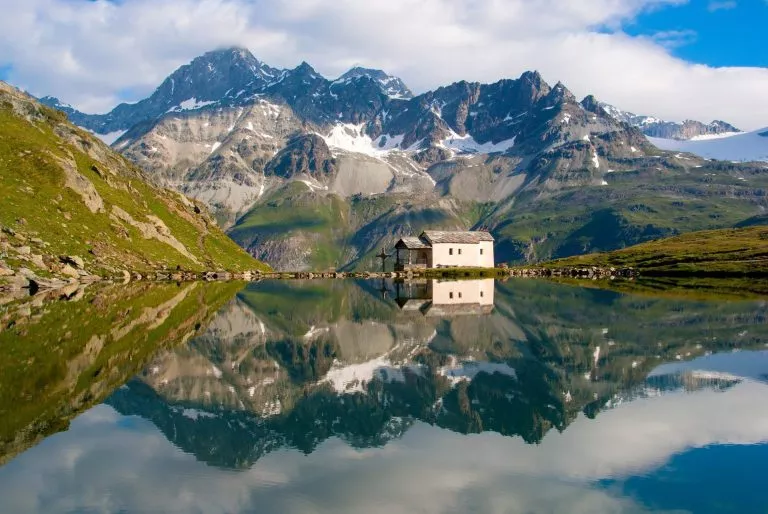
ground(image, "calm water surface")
xmin=1 ymin=278 xmax=768 ymax=513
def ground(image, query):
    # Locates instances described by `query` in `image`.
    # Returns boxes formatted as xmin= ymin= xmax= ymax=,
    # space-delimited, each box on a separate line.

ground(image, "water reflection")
xmin=2 ymin=278 xmax=768 ymax=513
xmin=0 ymin=280 xmax=243 ymax=465
xmin=393 ymin=278 xmax=495 ymax=316
xmin=97 ymin=280 xmax=768 ymax=463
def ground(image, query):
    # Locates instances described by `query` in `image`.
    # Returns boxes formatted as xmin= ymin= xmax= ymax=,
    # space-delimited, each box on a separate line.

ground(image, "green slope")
xmin=491 ymin=162 xmax=767 ymax=264
xmin=228 ymin=181 xmax=352 ymax=270
xmin=0 ymin=82 xmax=268 ymax=281
xmin=547 ymin=226 xmax=768 ymax=275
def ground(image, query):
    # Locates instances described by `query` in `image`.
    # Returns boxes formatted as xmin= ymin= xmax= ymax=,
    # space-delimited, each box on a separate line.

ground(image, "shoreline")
xmin=7 ymin=262 xmax=768 ymax=299
xmin=2 ymin=265 xmax=637 ymax=294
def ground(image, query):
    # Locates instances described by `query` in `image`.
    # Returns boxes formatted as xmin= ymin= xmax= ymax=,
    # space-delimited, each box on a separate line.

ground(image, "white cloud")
xmin=708 ymin=0 xmax=737 ymax=12
xmin=0 ymin=0 xmax=766 ymax=129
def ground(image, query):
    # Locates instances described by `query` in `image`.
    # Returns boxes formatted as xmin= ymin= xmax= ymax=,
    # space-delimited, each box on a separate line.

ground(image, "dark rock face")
xmin=580 ymin=95 xmax=609 ymax=117
xmin=264 ymin=63 xmax=390 ymax=125
xmin=370 ymin=71 xmax=556 ymax=152
xmin=265 ymin=134 xmax=336 ymax=179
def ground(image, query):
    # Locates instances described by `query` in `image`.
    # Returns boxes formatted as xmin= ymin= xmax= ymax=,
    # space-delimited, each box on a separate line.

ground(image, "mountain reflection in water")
xmin=2 ymin=278 xmax=768 ymax=513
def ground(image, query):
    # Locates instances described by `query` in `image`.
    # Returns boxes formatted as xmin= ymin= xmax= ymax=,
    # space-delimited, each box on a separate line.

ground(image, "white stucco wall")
xmin=431 ymin=279 xmax=495 ymax=306
xmin=431 ymin=242 xmax=494 ymax=268
xmin=478 ymin=241 xmax=495 ymax=268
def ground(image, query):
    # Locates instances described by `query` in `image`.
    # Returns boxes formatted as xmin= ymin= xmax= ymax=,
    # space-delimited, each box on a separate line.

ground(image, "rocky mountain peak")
xmin=512 ymin=70 xmax=551 ymax=106
xmin=39 ymin=95 xmax=66 ymax=107
xmin=38 ymin=96 xmax=78 ymax=119
xmin=338 ymin=67 xmax=413 ymax=99
xmin=519 ymin=70 xmax=545 ymax=86
xmin=154 ymin=46 xmax=279 ymax=105
xmin=580 ymin=95 xmax=608 ymax=116
xmin=706 ymin=120 xmax=740 ymax=132
xmin=542 ymin=81 xmax=576 ymax=108
xmin=291 ymin=61 xmax=323 ymax=80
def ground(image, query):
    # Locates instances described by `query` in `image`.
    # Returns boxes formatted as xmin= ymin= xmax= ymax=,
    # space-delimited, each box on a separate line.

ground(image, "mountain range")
xmin=38 ymin=47 xmax=768 ymax=271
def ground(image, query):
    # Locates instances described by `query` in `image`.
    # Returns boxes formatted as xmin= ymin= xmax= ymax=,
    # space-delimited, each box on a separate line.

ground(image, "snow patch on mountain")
xmin=439 ymin=132 xmax=516 ymax=155
xmin=336 ymin=66 xmax=413 ymax=99
xmin=169 ymin=98 xmax=217 ymax=112
xmin=95 ymin=130 xmax=127 ymax=146
xmin=323 ymin=356 xmax=404 ymax=393
xmin=321 ymin=124 xmax=409 ymax=158
xmin=181 ymin=408 xmax=217 ymax=420
xmin=438 ymin=358 xmax=517 ymax=386
xmin=303 ymin=325 xmax=330 ymax=339
xmin=257 ymin=99 xmax=281 ymax=119
xmin=649 ymin=349 xmax=768 ymax=384
xmin=323 ymin=124 xmax=384 ymax=156
xmin=648 ymin=128 xmax=768 ymax=162
xmin=689 ymin=132 xmax=743 ymax=141
xmin=298 ymin=180 xmax=329 ymax=193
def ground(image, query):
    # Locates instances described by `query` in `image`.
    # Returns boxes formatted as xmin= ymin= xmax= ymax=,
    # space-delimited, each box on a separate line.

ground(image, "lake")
xmin=1 ymin=278 xmax=768 ymax=513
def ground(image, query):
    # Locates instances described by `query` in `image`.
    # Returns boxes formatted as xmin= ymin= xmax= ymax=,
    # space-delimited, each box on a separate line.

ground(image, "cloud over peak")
xmin=0 ymin=0 xmax=766 ymax=129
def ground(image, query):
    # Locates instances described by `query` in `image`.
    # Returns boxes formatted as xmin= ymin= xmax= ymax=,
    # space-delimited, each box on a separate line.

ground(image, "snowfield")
xmin=167 ymin=97 xmax=217 ymax=112
xmin=321 ymin=123 xmax=406 ymax=157
xmin=95 ymin=130 xmax=127 ymax=146
xmin=320 ymin=123 xmax=516 ymax=159
xmin=438 ymin=131 xmax=516 ymax=155
xmin=648 ymin=128 xmax=768 ymax=162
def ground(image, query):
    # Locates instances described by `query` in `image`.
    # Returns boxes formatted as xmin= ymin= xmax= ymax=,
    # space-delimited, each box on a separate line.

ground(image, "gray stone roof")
xmin=420 ymin=230 xmax=494 ymax=244
xmin=395 ymin=236 xmax=431 ymax=249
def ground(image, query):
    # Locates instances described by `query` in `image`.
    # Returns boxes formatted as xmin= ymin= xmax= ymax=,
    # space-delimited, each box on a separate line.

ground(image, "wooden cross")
xmin=376 ymin=247 xmax=391 ymax=272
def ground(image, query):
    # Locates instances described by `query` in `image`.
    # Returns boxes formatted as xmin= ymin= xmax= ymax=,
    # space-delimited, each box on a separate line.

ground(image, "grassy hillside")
xmin=228 ymin=182 xmax=352 ymax=270
xmin=547 ymin=226 xmax=768 ymax=276
xmin=0 ymin=82 xmax=268 ymax=282
xmin=492 ymin=162 xmax=768 ymax=264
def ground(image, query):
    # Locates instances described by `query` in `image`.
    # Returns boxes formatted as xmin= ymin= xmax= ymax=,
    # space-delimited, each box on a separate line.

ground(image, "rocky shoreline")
xmin=2 ymin=264 xmax=638 ymax=299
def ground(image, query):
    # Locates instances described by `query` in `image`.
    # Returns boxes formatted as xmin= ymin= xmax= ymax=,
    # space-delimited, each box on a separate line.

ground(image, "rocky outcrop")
xmin=109 ymin=206 xmax=200 ymax=264
xmin=52 ymin=152 xmax=105 ymax=213
xmin=264 ymin=134 xmax=336 ymax=179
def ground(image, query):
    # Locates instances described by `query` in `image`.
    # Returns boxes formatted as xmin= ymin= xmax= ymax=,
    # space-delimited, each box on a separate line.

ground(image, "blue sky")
xmin=0 ymin=64 xmax=11 ymax=82
xmin=623 ymin=0 xmax=768 ymax=68
xmin=0 ymin=0 xmax=766 ymax=129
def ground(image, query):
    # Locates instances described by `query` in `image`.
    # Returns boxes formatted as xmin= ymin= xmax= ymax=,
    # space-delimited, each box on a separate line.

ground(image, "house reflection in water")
xmin=394 ymin=279 xmax=495 ymax=316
